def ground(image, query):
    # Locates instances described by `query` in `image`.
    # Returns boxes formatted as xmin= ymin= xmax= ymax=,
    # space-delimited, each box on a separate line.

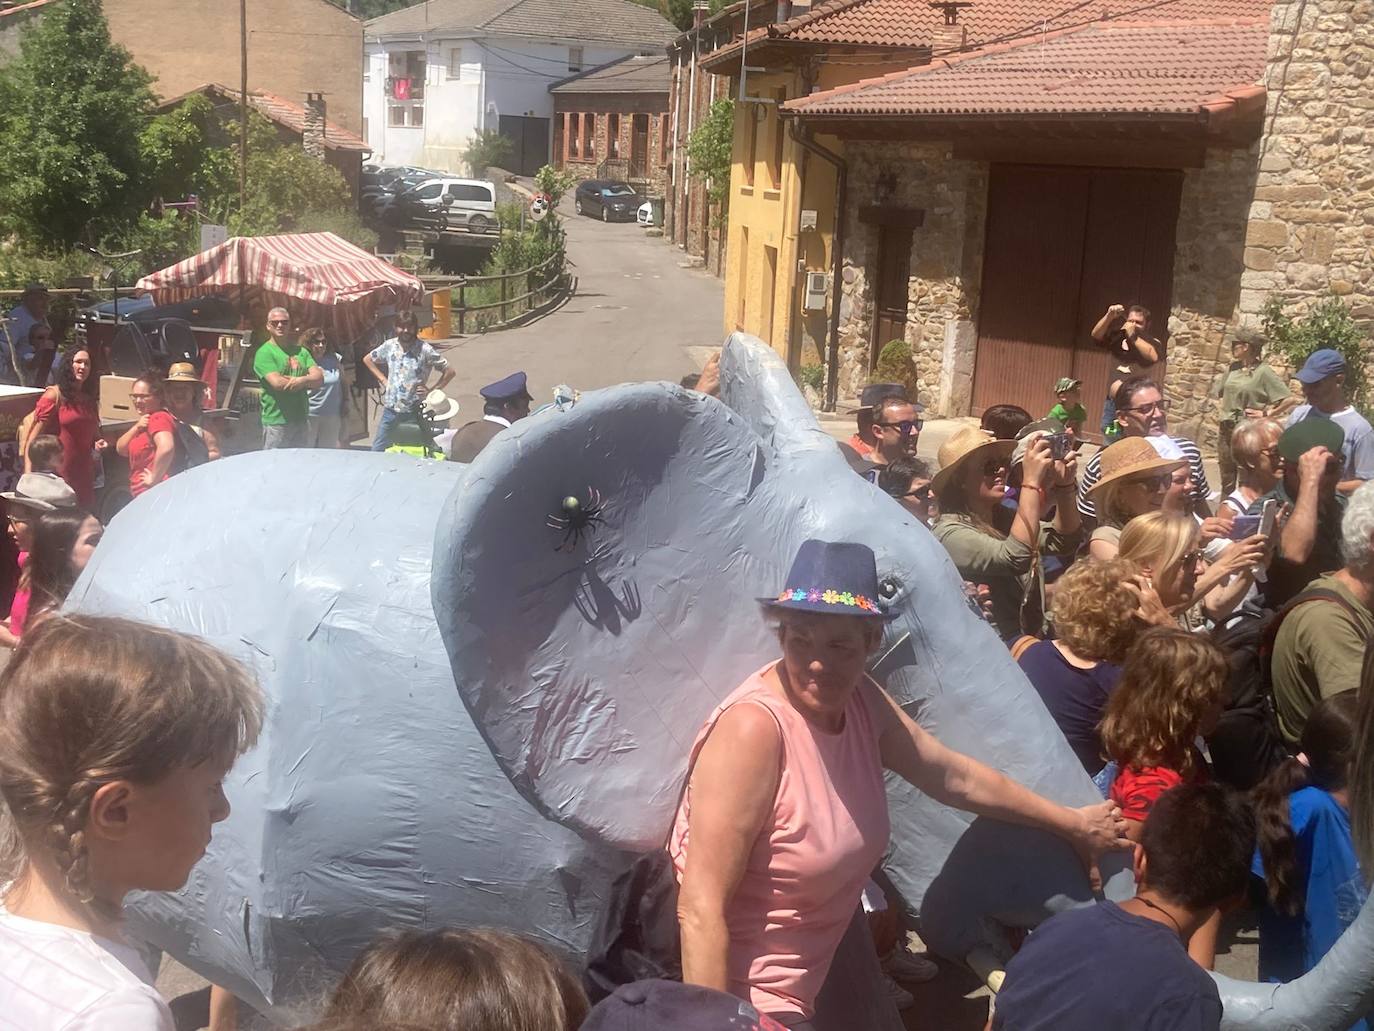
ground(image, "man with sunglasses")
xmin=253 ymin=307 xmax=323 ymax=448
xmin=1077 ymin=377 xmax=1210 ymax=523
xmin=869 ymin=395 xmax=923 ymax=468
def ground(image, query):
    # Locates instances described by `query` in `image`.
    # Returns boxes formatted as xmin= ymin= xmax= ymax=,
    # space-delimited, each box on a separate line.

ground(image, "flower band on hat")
xmin=775 ymin=588 xmax=880 ymax=613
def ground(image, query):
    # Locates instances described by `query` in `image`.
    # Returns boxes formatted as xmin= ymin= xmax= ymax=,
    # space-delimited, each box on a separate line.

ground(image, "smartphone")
xmin=1045 ymin=432 xmax=1071 ymax=461
xmin=1227 ymin=514 xmax=1261 ymax=540
xmin=1258 ymin=498 xmax=1279 ymax=538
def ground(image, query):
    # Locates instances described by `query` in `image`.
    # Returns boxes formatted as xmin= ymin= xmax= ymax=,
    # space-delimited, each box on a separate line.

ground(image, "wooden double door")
xmin=970 ymin=164 xmax=1183 ymax=436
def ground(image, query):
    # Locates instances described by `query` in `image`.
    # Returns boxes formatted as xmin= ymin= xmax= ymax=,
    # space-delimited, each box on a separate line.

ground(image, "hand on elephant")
xmin=1070 ymin=800 xmax=1132 ymax=892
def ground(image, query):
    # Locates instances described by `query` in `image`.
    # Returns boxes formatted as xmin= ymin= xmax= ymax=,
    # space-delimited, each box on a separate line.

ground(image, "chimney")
xmin=692 ymin=0 xmax=708 ymax=28
xmin=303 ymin=92 xmax=327 ymax=160
xmin=928 ymin=1 xmax=970 ymax=53
xmin=776 ymin=0 xmax=792 ymax=22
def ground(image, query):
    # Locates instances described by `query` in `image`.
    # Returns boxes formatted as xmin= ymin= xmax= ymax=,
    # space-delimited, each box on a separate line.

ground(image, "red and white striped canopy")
xmin=135 ymin=232 xmax=424 ymax=342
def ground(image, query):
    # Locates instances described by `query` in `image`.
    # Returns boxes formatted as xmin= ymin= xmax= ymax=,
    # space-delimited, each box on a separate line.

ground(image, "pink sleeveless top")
xmin=669 ymin=662 xmax=891 ymax=1019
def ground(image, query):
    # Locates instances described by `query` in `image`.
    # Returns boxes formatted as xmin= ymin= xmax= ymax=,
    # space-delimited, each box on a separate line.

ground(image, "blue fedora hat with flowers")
xmin=760 ymin=539 xmax=897 ymax=620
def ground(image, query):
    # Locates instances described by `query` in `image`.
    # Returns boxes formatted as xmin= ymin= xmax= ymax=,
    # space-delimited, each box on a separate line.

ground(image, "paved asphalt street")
xmin=432 ymin=200 xmax=724 ymax=421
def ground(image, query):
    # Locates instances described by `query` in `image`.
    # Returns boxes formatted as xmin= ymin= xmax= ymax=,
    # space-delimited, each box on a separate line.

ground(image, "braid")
xmin=49 ymin=777 xmax=101 ymax=904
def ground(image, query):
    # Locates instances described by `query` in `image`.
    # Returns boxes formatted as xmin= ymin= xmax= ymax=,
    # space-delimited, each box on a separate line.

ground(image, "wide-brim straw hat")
xmin=1087 ymin=437 xmax=1186 ymax=496
xmin=165 ymin=362 xmax=206 ymax=386
xmin=930 ymin=427 xmax=1016 ymax=495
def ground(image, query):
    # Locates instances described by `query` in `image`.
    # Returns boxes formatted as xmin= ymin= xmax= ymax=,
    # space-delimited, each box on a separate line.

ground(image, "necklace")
xmin=1135 ymin=896 xmax=1183 ymax=936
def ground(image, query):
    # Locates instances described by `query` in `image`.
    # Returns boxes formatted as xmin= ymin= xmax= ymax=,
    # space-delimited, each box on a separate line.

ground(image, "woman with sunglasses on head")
xmin=115 ymin=373 xmax=176 ymax=499
xmin=22 ymin=347 xmax=105 ymax=510
xmin=931 ymin=426 xmax=1081 ymax=641
xmin=1086 ymin=438 xmax=1187 ymax=560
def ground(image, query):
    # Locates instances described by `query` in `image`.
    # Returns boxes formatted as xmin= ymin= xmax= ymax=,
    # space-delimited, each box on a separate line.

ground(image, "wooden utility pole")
xmin=239 ymin=0 xmax=248 ymax=210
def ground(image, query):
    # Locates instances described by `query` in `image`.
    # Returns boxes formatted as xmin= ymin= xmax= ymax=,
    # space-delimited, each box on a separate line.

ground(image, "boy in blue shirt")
xmin=994 ymin=783 xmax=1254 ymax=1031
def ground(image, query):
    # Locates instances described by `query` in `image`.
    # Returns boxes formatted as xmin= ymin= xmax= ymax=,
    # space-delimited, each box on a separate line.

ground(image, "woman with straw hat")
xmin=164 ymin=362 xmax=220 ymax=461
xmin=671 ymin=539 xmax=1128 ymax=1029
xmin=930 ymin=427 xmax=1081 ymax=640
xmin=1085 ymin=438 xmax=1186 ymax=560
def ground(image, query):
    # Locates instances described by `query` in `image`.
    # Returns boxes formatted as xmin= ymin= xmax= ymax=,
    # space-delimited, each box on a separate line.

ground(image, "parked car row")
xmin=360 ymin=164 xmax=499 ymax=235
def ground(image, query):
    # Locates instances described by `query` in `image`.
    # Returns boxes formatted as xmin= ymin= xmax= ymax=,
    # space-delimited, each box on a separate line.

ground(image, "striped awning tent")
xmin=135 ymin=232 xmax=424 ymax=342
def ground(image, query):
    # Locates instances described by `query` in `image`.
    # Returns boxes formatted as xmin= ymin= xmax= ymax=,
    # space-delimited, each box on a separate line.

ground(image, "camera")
xmin=1045 ymin=432 xmax=1072 ymax=461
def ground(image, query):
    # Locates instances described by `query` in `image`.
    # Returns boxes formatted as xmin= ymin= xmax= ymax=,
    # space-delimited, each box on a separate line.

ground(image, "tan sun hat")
xmin=165 ymin=362 xmax=206 ymax=386
xmin=1087 ymin=437 xmax=1187 ymax=496
xmin=931 ymin=427 xmax=1016 ymax=495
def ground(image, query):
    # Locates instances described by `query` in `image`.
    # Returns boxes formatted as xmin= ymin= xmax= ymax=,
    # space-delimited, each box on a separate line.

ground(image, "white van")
xmin=384 ymin=177 xmax=498 ymax=233
xmin=439 ymin=179 xmax=497 ymax=232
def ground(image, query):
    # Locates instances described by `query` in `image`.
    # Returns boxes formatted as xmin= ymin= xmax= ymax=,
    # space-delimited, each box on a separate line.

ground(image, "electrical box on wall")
xmin=804 ymin=272 xmax=828 ymax=311
xmin=799 ymin=209 xmax=818 ymax=231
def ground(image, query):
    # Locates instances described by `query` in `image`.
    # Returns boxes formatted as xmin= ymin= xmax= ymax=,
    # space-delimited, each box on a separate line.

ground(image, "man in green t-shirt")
xmin=253 ymin=307 xmax=323 ymax=448
xmin=1270 ymin=481 xmax=1374 ymax=744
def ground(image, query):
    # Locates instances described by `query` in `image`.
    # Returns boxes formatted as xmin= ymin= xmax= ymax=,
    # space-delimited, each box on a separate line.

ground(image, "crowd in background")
xmin=0 ymin=289 xmax=1371 ymax=1031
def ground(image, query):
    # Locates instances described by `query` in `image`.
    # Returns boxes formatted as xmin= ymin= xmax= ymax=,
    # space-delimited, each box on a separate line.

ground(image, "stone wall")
xmin=835 ymin=141 xmax=987 ymax=407
xmin=1162 ymin=145 xmax=1259 ymax=448
xmin=1239 ymin=0 xmax=1374 ymax=325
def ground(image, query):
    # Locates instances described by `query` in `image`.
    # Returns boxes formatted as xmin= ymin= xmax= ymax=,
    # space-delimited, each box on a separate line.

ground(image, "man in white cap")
xmin=1286 ymin=348 xmax=1374 ymax=494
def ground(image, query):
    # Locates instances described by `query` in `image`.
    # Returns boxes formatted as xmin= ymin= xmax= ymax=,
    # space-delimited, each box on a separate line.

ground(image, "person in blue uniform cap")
xmin=447 ymin=371 xmax=534 ymax=463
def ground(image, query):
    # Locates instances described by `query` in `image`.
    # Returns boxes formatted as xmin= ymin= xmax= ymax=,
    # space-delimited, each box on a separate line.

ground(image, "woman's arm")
xmin=202 ymin=425 xmax=222 ymax=461
xmin=115 ymin=417 xmax=146 ymax=457
xmin=866 ymin=681 xmax=1128 ymax=867
xmin=21 ymin=389 xmax=58 ymax=472
xmin=935 ymin=520 xmax=1035 ymax=578
xmin=142 ymin=429 xmax=175 ymax=485
xmin=1088 ymin=535 xmax=1120 ymax=561
xmin=676 ymin=703 xmax=781 ymax=993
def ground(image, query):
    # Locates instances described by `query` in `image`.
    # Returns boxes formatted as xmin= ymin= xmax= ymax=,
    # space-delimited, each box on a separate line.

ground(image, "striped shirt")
xmin=1078 ymin=435 xmax=1209 ymax=520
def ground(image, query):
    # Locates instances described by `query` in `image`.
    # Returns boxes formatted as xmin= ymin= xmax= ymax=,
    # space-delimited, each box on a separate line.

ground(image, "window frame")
xmin=568 ymin=46 xmax=584 ymax=73
xmin=447 ymin=47 xmax=463 ymax=80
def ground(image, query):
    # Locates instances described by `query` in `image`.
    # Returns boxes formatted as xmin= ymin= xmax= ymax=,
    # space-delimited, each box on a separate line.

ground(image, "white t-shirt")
xmin=0 ymin=904 xmax=173 ymax=1030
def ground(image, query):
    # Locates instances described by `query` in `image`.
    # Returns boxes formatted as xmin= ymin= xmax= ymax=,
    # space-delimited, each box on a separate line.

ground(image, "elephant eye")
xmin=877 ymin=576 xmax=901 ymax=603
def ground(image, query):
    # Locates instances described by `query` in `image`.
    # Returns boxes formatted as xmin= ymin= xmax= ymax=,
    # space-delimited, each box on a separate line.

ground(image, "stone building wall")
xmin=1239 ymin=0 xmax=1374 ymax=325
xmin=1162 ymin=145 xmax=1260 ymax=449
xmin=834 ymin=141 xmax=987 ymax=406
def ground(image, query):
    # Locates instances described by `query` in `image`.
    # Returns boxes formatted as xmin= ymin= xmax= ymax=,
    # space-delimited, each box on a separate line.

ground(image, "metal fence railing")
xmin=420 ymin=251 xmax=568 ymax=335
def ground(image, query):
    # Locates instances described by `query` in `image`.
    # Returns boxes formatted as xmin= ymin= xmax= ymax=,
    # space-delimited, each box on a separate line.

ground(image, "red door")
xmin=971 ymin=164 xmax=1182 ymax=438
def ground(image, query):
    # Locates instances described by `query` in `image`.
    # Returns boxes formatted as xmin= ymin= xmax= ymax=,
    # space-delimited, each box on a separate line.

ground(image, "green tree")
xmin=628 ymin=0 xmax=732 ymax=31
xmin=461 ymin=130 xmax=516 ymax=177
xmin=686 ymin=97 xmax=734 ymax=216
xmin=1262 ymin=295 xmax=1371 ymax=411
xmin=324 ymin=0 xmax=413 ymax=17
xmin=0 ymin=0 xmax=157 ymax=247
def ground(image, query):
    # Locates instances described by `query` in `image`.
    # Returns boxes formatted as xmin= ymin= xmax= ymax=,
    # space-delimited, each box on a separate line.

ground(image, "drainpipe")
xmin=789 ymin=119 xmax=846 ymax=412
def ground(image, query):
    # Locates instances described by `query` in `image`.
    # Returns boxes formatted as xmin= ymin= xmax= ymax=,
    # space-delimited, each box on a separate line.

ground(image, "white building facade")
xmin=364 ymin=0 xmax=676 ymax=175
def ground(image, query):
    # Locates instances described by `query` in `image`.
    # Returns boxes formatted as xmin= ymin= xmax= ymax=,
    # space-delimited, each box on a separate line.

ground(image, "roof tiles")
xmin=550 ymin=54 xmax=670 ymax=93
xmin=366 ymin=0 xmax=676 ymax=48
xmin=785 ymin=18 xmax=1267 ymax=117
xmin=708 ymin=0 xmax=1272 ymax=62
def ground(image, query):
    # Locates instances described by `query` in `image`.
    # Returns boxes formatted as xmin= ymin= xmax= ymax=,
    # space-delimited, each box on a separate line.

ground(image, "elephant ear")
xmin=431 ymin=382 xmax=788 ymax=851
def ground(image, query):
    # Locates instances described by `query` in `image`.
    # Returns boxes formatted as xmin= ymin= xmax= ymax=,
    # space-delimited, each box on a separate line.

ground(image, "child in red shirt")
xmin=1100 ymin=626 xmax=1230 ymax=966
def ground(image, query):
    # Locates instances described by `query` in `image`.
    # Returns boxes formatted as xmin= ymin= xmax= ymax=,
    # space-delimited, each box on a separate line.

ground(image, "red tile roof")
xmin=706 ymin=0 xmax=1272 ymax=65
xmin=156 ymin=83 xmax=371 ymax=153
xmin=0 ymin=0 xmax=57 ymax=19
xmin=784 ymin=18 xmax=1267 ymax=119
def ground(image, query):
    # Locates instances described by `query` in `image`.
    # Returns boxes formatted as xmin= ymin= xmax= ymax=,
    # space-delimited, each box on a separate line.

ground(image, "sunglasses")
xmin=877 ymin=419 xmax=923 ymax=436
xmin=268 ymin=319 xmax=289 ymax=327
xmin=903 ymin=484 xmax=933 ymax=501
xmin=1128 ymin=473 xmax=1173 ymax=491
xmin=982 ymin=459 xmax=1008 ymax=477
xmin=1122 ymin=399 xmax=1171 ymax=415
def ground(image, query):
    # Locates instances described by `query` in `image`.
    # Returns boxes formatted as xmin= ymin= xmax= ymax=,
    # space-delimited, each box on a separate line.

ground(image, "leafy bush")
xmin=686 ymin=98 xmax=734 ymax=219
xmin=462 ymin=130 xmax=516 ymax=177
xmin=798 ymin=363 xmax=824 ymax=392
xmin=1262 ymin=295 xmax=1370 ymax=409
xmin=873 ymin=339 xmax=920 ymax=400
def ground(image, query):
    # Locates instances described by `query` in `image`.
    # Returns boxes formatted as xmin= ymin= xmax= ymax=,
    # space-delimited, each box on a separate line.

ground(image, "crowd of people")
xmin=0 ymin=287 xmax=1371 ymax=1031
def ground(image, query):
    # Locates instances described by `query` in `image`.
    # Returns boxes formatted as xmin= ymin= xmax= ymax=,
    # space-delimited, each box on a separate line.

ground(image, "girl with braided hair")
xmin=0 ymin=615 xmax=263 ymax=1029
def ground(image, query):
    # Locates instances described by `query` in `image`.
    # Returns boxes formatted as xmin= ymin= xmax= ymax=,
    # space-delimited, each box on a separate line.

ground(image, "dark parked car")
xmin=574 ymin=180 xmax=642 ymax=222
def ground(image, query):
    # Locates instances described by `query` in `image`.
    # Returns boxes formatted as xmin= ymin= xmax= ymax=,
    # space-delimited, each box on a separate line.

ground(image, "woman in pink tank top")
xmin=671 ymin=540 xmax=1130 ymax=1028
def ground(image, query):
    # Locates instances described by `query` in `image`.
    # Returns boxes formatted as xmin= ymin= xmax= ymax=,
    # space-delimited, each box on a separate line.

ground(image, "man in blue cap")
xmin=1286 ymin=348 xmax=1373 ymax=494
xmin=447 ymin=371 xmax=532 ymax=463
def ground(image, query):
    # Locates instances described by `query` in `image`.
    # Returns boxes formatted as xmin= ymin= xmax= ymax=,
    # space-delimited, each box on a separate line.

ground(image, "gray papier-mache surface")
xmin=64 ymin=333 xmax=1372 ymax=1030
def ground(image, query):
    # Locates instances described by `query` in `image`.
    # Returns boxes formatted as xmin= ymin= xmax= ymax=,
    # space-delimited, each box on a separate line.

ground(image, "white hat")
xmin=1 ymin=472 xmax=78 ymax=511
xmin=423 ymin=389 xmax=460 ymax=424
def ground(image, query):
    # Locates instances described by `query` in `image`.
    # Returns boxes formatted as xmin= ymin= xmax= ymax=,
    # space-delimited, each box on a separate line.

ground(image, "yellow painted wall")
xmin=720 ymin=57 xmax=921 ymax=371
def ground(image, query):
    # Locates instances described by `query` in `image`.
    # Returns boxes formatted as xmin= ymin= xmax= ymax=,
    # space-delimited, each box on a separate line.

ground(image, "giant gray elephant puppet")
xmin=63 ymin=333 xmax=1372 ymax=1030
